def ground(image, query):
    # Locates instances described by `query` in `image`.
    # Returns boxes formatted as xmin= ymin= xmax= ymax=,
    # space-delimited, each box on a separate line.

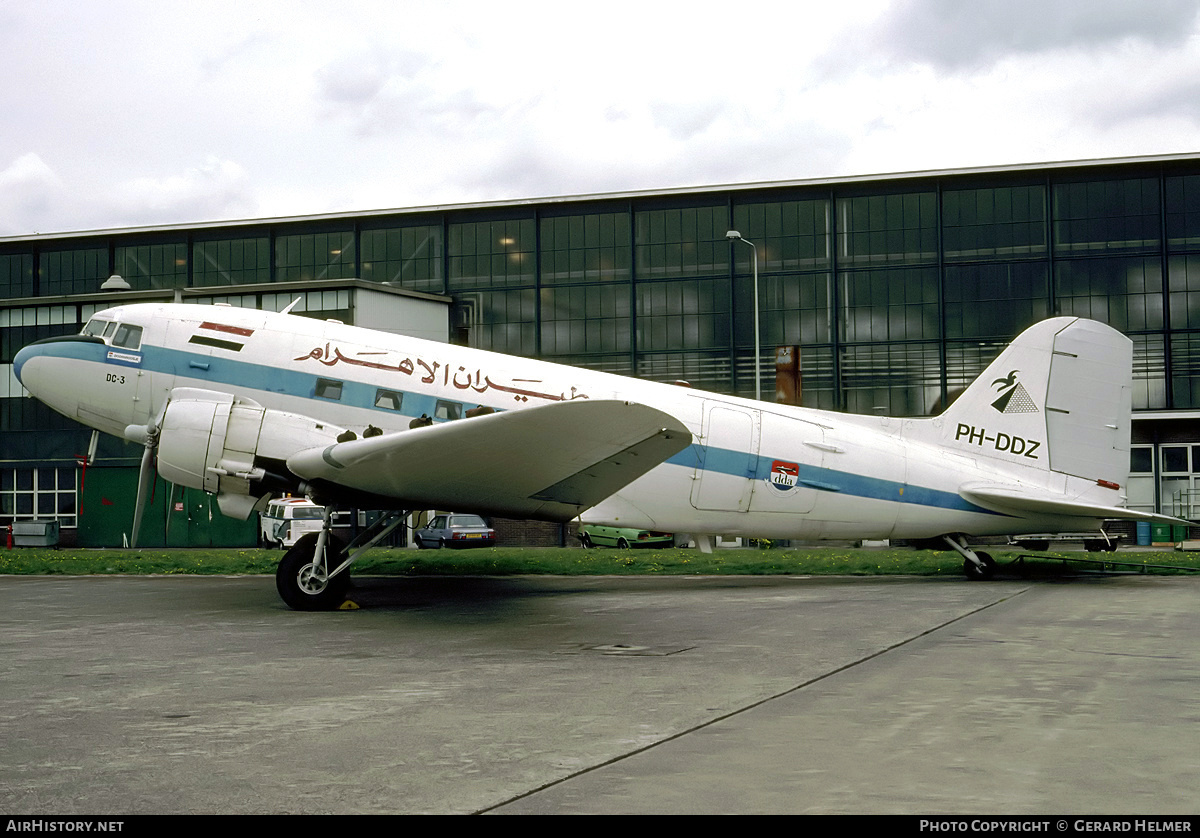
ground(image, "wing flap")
xmin=286 ymin=399 xmax=691 ymax=520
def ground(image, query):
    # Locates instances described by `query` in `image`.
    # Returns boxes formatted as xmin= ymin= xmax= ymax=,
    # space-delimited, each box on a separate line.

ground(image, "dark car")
xmin=415 ymin=514 xmax=496 ymax=549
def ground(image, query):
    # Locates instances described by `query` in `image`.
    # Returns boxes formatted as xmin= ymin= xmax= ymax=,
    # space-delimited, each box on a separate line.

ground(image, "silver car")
xmin=414 ymin=514 xmax=496 ymax=549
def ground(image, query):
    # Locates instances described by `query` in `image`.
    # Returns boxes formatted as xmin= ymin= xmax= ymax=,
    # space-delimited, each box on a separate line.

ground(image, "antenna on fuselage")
xmin=280 ymin=297 xmax=302 ymax=315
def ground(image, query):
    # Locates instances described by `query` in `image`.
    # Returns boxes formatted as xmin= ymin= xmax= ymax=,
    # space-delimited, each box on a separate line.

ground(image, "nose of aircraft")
xmin=13 ymin=336 xmax=92 ymax=414
xmin=14 ymin=335 xmax=141 ymax=439
xmin=13 ymin=342 xmax=41 ymax=391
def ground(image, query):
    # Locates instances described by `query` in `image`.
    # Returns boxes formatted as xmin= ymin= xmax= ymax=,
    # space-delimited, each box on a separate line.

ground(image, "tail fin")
xmin=937 ymin=317 xmax=1132 ymax=486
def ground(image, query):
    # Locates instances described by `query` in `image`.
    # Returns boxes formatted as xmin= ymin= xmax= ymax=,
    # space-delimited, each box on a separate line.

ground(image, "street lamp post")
xmin=726 ymin=230 xmax=761 ymax=401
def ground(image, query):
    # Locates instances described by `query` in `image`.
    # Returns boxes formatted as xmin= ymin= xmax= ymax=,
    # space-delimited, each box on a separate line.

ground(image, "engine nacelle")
xmin=155 ymin=388 xmax=345 ymax=519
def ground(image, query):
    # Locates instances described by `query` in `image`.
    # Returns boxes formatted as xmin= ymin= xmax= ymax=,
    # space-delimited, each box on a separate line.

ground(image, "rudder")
xmin=937 ymin=317 xmax=1132 ymax=485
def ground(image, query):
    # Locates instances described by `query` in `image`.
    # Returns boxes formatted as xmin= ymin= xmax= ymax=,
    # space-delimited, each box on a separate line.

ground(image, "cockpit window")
xmin=81 ymin=318 xmax=111 ymax=338
xmin=111 ymin=323 xmax=143 ymax=350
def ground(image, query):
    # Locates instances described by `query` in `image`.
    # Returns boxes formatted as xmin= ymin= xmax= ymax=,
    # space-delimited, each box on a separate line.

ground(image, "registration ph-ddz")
xmin=954 ymin=424 xmax=1042 ymax=459
xmin=919 ymin=821 xmax=1192 ymax=833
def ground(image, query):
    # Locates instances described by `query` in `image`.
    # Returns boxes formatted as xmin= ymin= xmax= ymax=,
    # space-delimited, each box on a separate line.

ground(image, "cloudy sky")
xmin=2 ymin=0 xmax=1199 ymax=236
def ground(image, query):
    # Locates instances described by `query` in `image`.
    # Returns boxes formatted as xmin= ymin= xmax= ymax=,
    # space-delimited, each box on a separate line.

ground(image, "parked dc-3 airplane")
xmin=14 ymin=301 xmax=1171 ymax=609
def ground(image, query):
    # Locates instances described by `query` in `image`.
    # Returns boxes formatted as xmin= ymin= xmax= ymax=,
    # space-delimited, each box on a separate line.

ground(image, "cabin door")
xmin=689 ymin=403 xmax=759 ymax=512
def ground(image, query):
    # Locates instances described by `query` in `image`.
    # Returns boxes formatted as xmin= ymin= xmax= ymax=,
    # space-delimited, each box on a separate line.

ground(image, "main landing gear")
xmin=275 ymin=507 xmax=408 ymax=610
xmin=943 ymin=535 xmax=997 ymax=581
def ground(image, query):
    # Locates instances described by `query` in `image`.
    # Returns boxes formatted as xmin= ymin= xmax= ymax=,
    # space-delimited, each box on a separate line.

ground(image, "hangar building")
xmin=3 ymin=153 xmax=1200 ymax=545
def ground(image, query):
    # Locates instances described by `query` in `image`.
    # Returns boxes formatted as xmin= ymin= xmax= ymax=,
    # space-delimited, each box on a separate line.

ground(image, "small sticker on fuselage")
xmin=768 ymin=460 xmax=800 ymax=491
xmin=105 ymin=350 xmax=142 ymax=366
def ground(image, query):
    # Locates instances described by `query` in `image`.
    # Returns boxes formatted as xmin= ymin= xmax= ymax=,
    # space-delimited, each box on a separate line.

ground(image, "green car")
xmin=578 ymin=524 xmax=673 ymax=549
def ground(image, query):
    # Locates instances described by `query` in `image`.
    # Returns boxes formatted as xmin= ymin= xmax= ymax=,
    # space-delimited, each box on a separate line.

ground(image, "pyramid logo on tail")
xmin=990 ymin=370 xmax=1039 ymax=414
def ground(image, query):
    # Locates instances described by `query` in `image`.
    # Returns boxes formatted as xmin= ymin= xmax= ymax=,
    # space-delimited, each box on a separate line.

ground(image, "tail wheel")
xmin=276 ymin=532 xmax=350 ymax=611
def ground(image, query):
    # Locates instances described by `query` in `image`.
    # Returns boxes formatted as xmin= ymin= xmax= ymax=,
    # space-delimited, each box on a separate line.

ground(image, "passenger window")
xmin=435 ymin=400 xmax=461 ymax=421
xmin=111 ymin=323 xmax=143 ymax=349
xmin=375 ymin=389 xmax=403 ymax=411
xmin=315 ymin=378 xmax=343 ymax=401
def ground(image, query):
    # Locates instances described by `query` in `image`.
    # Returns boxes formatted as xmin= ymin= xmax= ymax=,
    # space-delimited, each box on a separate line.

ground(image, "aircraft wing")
xmin=286 ymin=399 xmax=692 ymax=520
xmin=959 ymin=483 xmax=1190 ymax=525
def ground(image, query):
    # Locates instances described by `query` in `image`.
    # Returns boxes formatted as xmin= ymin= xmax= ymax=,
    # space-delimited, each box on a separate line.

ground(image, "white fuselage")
xmin=15 ymin=302 xmax=1112 ymax=540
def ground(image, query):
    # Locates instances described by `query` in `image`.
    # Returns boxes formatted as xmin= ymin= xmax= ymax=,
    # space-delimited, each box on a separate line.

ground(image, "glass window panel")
xmin=839 ymin=267 xmax=939 ymax=342
xmin=1169 ymin=332 xmax=1200 ymax=409
xmin=455 ymin=289 xmax=536 ymax=355
xmin=1129 ymin=334 xmax=1166 ymax=410
xmin=1054 ymin=257 xmax=1163 ymax=331
xmin=1166 ymin=253 xmax=1200 ymax=330
xmin=193 ymin=237 xmax=270 ymax=286
xmin=1053 ymin=178 xmax=1160 ymax=255
xmin=539 ymin=211 xmax=630 ymax=284
xmin=0 ymin=253 xmax=35 ymax=298
xmin=733 ymin=272 xmax=832 ymax=347
xmin=1166 ymin=174 xmax=1200 ymax=250
xmin=731 ymin=199 xmax=831 ymax=271
xmin=636 ymin=351 xmax=732 ymax=393
xmin=943 ymin=185 xmax=1046 ymax=260
xmin=114 ymin=242 xmax=188 ymax=290
xmin=840 ymin=342 xmax=942 ymax=416
xmin=1131 ymin=447 xmax=1153 ymax=474
xmin=635 ymin=278 xmax=729 ymax=352
xmin=275 ymin=231 xmax=356 ymax=283
xmin=1162 ymin=446 xmax=1189 ymax=473
xmin=837 ymin=192 xmax=936 ymax=266
xmin=944 ymin=262 xmax=1049 ymax=339
xmin=448 ymin=218 xmax=534 ymax=290
xmin=40 ymin=248 xmax=108 ymax=296
xmin=634 ymin=205 xmax=727 ymax=278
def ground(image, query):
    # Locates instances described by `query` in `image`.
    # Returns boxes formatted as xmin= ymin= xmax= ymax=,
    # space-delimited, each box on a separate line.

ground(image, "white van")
xmin=259 ymin=497 xmax=325 ymax=547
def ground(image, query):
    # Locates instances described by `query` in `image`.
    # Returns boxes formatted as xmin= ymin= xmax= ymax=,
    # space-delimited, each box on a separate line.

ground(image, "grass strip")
xmin=2 ymin=546 xmax=1199 ymax=577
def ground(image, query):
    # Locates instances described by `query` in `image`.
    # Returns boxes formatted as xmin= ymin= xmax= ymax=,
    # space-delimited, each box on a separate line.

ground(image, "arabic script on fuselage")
xmin=294 ymin=344 xmax=589 ymax=404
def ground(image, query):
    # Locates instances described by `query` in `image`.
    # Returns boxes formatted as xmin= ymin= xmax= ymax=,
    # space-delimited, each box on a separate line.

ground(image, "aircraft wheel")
xmin=963 ymin=551 xmax=997 ymax=581
xmin=276 ymin=533 xmax=350 ymax=611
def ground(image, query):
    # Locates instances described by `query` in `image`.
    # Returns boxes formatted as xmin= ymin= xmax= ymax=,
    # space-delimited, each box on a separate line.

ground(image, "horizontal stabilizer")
xmin=960 ymin=483 xmax=1189 ymax=526
xmin=287 ymin=399 xmax=691 ymax=520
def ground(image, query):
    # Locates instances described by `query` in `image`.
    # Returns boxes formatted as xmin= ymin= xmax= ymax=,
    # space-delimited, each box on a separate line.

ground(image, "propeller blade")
xmin=128 ymin=398 xmax=169 ymax=549
xmin=130 ymin=442 xmax=155 ymax=549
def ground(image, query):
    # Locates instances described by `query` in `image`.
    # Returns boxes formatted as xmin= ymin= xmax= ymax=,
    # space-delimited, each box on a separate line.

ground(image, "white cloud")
xmin=866 ymin=0 xmax=1200 ymax=70
xmin=0 ymin=153 xmax=69 ymax=234
xmin=109 ymin=157 xmax=258 ymax=226
xmin=1 ymin=0 xmax=1199 ymax=235
xmin=0 ymin=153 xmax=259 ymax=235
